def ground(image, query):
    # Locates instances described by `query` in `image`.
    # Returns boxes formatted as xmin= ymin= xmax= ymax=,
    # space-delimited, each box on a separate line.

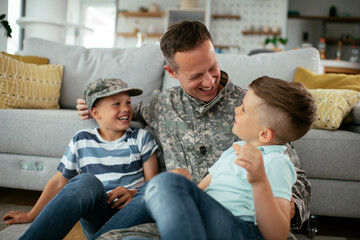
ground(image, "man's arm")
xmin=286 ymin=143 xmax=311 ymax=229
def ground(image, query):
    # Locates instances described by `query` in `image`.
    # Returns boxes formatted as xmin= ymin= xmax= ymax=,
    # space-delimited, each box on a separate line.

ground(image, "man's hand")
xmin=2 ymin=211 xmax=33 ymax=225
xmin=169 ymin=168 xmax=192 ymax=181
xmin=107 ymin=186 xmax=137 ymax=210
xmin=233 ymin=143 xmax=266 ymax=185
xmin=76 ymin=98 xmax=91 ymax=120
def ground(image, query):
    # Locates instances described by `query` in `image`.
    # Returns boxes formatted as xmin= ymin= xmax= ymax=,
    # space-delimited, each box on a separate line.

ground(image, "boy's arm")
xmin=234 ymin=143 xmax=290 ymax=240
xmin=143 ymin=152 xmax=159 ymax=181
xmin=2 ymin=172 xmax=69 ymax=225
xmin=108 ymin=153 xmax=159 ymax=210
xmin=197 ymin=173 xmax=212 ymax=190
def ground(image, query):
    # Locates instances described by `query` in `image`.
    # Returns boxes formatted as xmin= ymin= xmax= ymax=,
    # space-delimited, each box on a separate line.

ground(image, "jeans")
xmin=143 ymin=172 xmax=264 ymax=240
xmin=91 ymin=182 xmax=154 ymax=239
xmin=20 ymin=173 xmax=118 ymax=240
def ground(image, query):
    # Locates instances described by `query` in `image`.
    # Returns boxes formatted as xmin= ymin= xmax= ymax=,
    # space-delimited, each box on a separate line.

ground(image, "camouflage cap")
xmin=83 ymin=78 xmax=143 ymax=111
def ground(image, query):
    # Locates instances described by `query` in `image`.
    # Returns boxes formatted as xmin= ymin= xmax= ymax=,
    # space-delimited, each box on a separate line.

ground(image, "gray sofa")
xmin=0 ymin=38 xmax=359 ymax=233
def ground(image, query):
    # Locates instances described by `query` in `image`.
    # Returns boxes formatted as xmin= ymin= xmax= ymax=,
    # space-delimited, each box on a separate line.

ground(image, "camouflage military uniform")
xmin=129 ymin=71 xmax=310 ymax=237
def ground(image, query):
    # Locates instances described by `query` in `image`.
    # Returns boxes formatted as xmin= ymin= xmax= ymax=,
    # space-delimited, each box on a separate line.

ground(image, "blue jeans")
xmin=143 ymin=172 xmax=264 ymax=240
xmin=91 ymin=182 xmax=154 ymax=239
xmin=20 ymin=173 xmax=118 ymax=240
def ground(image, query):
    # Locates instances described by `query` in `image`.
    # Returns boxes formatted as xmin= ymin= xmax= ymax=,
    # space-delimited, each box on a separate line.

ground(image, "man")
xmin=77 ymin=21 xmax=310 ymax=238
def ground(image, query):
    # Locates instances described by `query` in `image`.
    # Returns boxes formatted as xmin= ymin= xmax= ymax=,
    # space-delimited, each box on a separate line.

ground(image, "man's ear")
xmin=259 ymin=128 xmax=274 ymax=143
xmin=164 ymin=65 xmax=177 ymax=79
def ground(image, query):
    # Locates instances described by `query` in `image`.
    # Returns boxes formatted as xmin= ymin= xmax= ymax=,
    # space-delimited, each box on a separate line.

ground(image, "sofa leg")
xmin=307 ymin=214 xmax=318 ymax=239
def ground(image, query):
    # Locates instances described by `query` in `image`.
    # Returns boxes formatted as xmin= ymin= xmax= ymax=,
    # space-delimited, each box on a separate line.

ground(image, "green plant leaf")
xmin=1 ymin=20 xmax=12 ymax=38
xmin=264 ymin=38 xmax=271 ymax=45
xmin=0 ymin=14 xmax=5 ymax=21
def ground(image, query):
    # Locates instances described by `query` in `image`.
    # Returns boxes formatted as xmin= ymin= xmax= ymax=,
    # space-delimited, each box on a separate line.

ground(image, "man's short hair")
xmin=160 ymin=20 xmax=213 ymax=71
xmin=249 ymin=76 xmax=316 ymax=144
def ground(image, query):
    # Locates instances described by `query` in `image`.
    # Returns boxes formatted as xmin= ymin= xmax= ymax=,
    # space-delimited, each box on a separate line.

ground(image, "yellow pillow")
xmin=309 ymin=89 xmax=360 ymax=130
xmin=0 ymin=53 xmax=63 ymax=109
xmin=294 ymin=67 xmax=360 ymax=92
xmin=1 ymin=52 xmax=49 ymax=65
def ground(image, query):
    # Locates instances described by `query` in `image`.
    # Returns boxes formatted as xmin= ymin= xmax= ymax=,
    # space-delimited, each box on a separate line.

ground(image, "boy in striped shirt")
xmin=4 ymin=78 xmax=159 ymax=240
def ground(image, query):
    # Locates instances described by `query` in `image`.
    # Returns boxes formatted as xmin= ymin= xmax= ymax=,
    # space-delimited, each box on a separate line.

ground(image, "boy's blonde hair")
xmin=249 ymin=76 xmax=316 ymax=144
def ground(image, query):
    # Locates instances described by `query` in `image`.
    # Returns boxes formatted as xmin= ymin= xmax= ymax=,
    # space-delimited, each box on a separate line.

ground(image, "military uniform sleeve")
xmin=285 ymin=143 xmax=311 ymax=229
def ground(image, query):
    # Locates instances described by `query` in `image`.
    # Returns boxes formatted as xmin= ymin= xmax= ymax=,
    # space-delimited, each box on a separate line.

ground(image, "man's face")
xmin=165 ymin=40 xmax=222 ymax=102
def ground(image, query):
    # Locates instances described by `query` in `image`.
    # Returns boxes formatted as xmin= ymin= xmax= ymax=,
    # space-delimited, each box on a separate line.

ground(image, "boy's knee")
xmin=68 ymin=173 xmax=103 ymax=195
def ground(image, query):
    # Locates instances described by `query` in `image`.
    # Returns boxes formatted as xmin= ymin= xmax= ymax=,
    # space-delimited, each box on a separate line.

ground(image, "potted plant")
xmin=0 ymin=14 xmax=12 ymax=38
xmin=264 ymin=35 xmax=287 ymax=51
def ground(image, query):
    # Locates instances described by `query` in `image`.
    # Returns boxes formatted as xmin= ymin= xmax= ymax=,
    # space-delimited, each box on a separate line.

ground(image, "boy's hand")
xmin=76 ymin=98 xmax=92 ymax=120
xmin=107 ymin=186 xmax=137 ymax=209
xmin=2 ymin=211 xmax=33 ymax=225
xmin=233 ymin=143 xmax=266 ymax=185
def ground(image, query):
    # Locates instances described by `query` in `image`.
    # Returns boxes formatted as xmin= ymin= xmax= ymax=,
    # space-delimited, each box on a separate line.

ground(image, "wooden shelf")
xmin=117 ymin=32 xmax=163 ymax=38
xmin=288 ymin=15 xmax=360 ymax=22
xmin=242 ymin=30 xmax=281 ymax=36
xmin=212 ymin=14 xmax=241 ymax=20
xmin=118 ymin=11 xmax=165 ymax=18
xmin=325 ymin=38 xmax=360 ymax=45
xmin=215 ymin=45 xmax=240 ymax=49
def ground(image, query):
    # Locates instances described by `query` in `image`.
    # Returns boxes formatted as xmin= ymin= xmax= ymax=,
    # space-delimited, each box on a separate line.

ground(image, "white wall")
xmin=0 ymin=0 xmax=9 ymax=51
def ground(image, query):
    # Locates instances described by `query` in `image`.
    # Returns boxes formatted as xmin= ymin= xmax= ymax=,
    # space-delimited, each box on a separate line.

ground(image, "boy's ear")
xmin=90 ymin=107 xmax=100 ymax=119
xmin=259 ymin=128 xmax=274 ymax=143
xmin=164 ymin=65 xmax=177 ymax=79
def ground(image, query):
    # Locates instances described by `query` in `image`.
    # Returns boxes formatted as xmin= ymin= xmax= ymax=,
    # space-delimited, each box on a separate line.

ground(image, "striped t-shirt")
xmin=57 ymin=127 xmax=158 ymax=192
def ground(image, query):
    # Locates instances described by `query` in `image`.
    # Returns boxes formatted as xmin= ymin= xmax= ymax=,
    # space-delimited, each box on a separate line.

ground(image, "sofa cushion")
xmin=23 ymin=38 xmax=165 ymax=109
xmin=293 ymin=129 xmax=360 ymax=181
xmin=294 ymin=67 xmax=360 ymax=92
xmin=0 ymin=53 xmax=63 ymax=109
xmin=309 ymin=89 xmax=360 ymax=130
xmin=162 ymin=47 xmax=322 ymax=90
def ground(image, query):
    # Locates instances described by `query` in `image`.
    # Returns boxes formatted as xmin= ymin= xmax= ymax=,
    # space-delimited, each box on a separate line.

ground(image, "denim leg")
xmin=143 ymin=172 xmax=264 ymax=240
xmin=91 ymin=182 xmax=154 ymax=240
xmin=20 ymin=173 xmax=117 ymax=240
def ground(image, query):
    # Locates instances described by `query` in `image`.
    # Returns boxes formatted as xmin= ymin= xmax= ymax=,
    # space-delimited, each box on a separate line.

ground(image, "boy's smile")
xmin=92 ymin=92 xmax=133 ymax=141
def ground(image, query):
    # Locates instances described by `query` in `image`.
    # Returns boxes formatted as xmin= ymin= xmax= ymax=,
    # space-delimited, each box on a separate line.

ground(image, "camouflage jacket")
xmin=133 ymin=71 xmax=310 ymax=229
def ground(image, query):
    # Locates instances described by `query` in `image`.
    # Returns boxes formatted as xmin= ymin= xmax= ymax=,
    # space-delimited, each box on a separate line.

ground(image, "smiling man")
xmin=77 ymin=21 xmax=311 ymax=239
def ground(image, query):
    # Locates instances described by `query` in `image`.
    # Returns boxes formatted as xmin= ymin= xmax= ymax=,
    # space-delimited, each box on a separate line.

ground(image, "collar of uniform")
xmin=185 ymin=70 xmax=233 ymax=115
xmin=233 ymin=141 xmax=287 ymax=154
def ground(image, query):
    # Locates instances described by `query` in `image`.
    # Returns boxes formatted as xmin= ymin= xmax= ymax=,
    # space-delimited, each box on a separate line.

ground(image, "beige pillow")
xmin=309 ymin=89 xmax=360 ymax=130
xmin=0 ymin=53 xmax=63 ymax=109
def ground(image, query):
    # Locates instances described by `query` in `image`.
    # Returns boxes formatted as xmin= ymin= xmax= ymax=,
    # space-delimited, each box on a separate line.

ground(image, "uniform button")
xmin=200 ymin=146 xmax=207 ymax=155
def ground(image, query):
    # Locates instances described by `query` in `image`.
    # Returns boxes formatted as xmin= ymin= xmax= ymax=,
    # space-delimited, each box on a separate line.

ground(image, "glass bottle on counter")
xmin=335 ymin=41 xmax=342 ymax=60
xmin=318 ymin=38 xmax=326 ymax=59
xmin=349 ymin=45 xmax=359 ymax=63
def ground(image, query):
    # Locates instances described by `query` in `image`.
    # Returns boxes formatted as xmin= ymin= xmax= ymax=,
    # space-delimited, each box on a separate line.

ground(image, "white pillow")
xmin=23 ymin=38 xmax=165 ymax=109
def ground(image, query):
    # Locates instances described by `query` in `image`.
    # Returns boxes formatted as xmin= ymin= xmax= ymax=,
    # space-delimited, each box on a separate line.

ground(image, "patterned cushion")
xmin=309 ymin=89 xmax=360 ymax=130
xmin=0 ymin=53 xmax=63 ymax=109
xmin=1 ymin=52 xmax=49 ymax=65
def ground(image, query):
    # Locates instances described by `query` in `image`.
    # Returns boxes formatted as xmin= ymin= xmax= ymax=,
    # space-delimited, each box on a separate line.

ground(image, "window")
xmin=81 ymin=2 xmax=116 ymax=48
